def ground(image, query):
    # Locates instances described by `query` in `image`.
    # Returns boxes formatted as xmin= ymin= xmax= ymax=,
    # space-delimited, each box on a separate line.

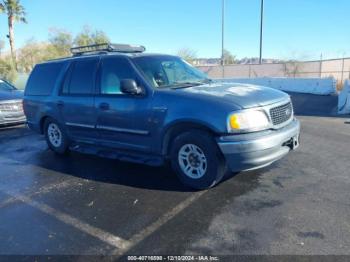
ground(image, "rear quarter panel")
xmin=23 ymin=61 xmax=70 ymax=133
xmin=23 ymin=96 xmax=61 ymax=133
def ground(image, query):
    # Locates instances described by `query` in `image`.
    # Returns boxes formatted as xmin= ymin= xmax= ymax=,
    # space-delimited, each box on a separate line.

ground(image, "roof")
xmin=39 ymin=52 xmax=177 ymax=65
xmin=38 ymin=42 xmax=180 ymax=65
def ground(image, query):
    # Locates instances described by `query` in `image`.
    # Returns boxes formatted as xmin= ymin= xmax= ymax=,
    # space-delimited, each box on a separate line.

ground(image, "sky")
xmin=0 ymin=0 xmax=349 ymax=60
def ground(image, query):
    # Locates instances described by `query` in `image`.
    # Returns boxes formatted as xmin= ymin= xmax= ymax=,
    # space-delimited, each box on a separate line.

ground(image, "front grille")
xmin=0 ymin=101 xmax=23 ymax=113
xmin=270 ymin=102 xmax=293 ymax=126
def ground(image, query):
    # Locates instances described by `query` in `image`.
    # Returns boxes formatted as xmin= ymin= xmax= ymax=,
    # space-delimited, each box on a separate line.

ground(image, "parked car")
xmin=23 ymin=43 xmax=300 ymax=189
xmin=0 ymin=79 xmax=26 ymax=127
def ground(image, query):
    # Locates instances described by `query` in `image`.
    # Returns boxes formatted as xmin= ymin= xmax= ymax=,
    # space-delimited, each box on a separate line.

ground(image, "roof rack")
xmin=70 ymin=43 xmax=146 ymax=56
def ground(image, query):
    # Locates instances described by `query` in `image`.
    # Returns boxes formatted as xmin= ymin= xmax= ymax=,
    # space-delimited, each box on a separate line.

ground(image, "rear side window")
xmin=63 ymin=58 xmax=98 ymax=95
xmin=25 ymin=62 xmax=64 ymax=96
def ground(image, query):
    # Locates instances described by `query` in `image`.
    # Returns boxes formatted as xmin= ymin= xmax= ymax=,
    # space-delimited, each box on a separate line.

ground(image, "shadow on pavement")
xmin=26 ymin=146 xmax=259 ymax=193
xmin=1 ymin=127 xmax=253 ymax=193
xmin=31 ymin=149 xmax=199 ymax=192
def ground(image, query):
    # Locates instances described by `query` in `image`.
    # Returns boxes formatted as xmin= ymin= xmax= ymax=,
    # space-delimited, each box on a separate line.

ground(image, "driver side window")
xmin=100 ymin=57 xmax=137 ymax=95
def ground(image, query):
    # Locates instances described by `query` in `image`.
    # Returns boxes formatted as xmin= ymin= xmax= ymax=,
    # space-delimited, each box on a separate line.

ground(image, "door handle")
xmin=57 ymin=101 xmax=64 ymax=107
xmin=99 ymin=102 xmax=110 ymax=110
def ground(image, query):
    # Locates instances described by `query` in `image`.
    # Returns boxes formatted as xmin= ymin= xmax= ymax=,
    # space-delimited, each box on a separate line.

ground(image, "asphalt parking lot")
xmin=0 ymin=93 xmax=349 ymax=259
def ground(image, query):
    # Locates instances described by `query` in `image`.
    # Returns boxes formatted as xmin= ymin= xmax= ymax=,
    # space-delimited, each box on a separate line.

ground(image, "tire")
xmin=170 ymin=130 xmax=226 ymax=190
xmin=44 ymin=117 xmax=69 ymax=154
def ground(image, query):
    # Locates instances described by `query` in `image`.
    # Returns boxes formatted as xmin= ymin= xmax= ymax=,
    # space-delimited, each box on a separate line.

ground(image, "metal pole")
xmin=259 ymin=0 xmax=264 ymax=64
xmin=341 ymin=52 xmax=345 ymax=85
xmin=221 ymin=0 xmax=225 ymax=78
xmin=319 ymin=53 xmax=323 ymax=78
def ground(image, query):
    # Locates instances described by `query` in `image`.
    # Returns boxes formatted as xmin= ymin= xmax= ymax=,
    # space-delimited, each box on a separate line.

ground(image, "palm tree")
xmin=0 ymin=0 xmax=27 ymax=69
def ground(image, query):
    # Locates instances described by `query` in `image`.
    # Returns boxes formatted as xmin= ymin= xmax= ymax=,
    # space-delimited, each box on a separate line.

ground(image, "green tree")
xmin=17 ymin=39 xmax=59 ymax=72
xmin=0 ymin=56 xmax=17 ymax=82
xmin=16 ymin=39 xmax=43 ymax=72
xmin=0 ymin=40 xmax=5 ymax=56
xmin=74 ymin=26 xmax=110 ymax=46
xmin=0 ymin=0 xmax=27 ymax=69
xmin=222 ymin=49 xmax=236 ymax=65
xmin=177 ymin=48 xmax=197 ymax=64
xmin=48 ymin=28 xmax=73 ymax=57
xmin=92 ymin=30 xmax=110 ymax=45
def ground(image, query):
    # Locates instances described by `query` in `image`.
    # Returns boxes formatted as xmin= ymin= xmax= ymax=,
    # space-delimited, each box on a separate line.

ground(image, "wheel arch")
xmin=39 ymin=115 xmax=51 ymax=134
xmin=161 ymin=120 xmax=219 ymax=156
xmin=39 ymin=115 xmax=58 ymax=134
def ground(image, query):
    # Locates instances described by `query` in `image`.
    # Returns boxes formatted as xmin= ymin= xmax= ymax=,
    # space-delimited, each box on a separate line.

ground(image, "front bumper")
xmin=0 ymin=113 xmax=26 ymax=127
xmin=217 ymin=119 xmax=300 ymax=172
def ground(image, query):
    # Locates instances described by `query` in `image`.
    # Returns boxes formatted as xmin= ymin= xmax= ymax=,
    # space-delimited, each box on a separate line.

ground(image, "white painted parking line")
xmin=113 ymin=190 xmax=207 ymax=256
xmin=0 ymin=155 xmax=89 ymax=208
xmin=0 ymin=196 xmax=18 ymax=209
xmin=0 ymin=156 xmax=207 ymax=254
xmin=0 ymin=189 xmax=131 ymax=250
xmin=0 ymin=178 xmax=77 ymax=209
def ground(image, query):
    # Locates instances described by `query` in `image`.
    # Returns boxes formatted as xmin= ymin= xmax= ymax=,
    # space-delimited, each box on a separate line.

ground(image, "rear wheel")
xmin=44 ymin=118 xmax=69 ymax=154
xmin=170 ymin=130 xmax=226 ymax=190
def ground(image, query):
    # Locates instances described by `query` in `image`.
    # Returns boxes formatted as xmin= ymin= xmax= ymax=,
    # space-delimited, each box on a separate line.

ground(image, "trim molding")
xmin=65 ymin=122 xmax=149 ymax=135
xmin=96 ymin=125 xmax=149 ymax=135
xmin=65 ymin=122 xmax=95 ymax=129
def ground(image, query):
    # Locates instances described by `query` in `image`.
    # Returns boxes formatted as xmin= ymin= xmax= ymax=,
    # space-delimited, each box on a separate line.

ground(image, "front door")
xmin=94 ymin=56 xmax=152 ymax=152
xmin=58 ymin=57 xmax=99 ymax=142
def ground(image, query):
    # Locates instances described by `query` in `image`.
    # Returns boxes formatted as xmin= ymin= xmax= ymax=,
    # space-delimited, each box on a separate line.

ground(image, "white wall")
xmin=338 ymin=80 xmax=350 ymax=114
xmin=216 ymin=77 xmax=337 ymax=95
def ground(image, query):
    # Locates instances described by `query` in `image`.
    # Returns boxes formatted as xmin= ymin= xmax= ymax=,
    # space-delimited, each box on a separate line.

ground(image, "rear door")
xmin=58 ymin=57 xmax=99 ymax=141
xmin=94 ymin=56 xmax=153 ymax=152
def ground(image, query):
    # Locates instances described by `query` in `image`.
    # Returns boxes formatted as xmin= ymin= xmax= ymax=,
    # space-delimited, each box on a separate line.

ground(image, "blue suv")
xmin=23 ymin=43 xmax=300 ymax=189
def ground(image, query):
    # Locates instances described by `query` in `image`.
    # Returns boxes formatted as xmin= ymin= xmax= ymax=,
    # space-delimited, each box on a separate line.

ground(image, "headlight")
xmin=227 ymin=110 xmax=270 ymax=132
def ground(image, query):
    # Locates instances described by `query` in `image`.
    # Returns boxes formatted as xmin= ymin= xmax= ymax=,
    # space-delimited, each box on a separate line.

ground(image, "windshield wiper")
xmin=199 ymin=78 xmax=213 ymax=84
xmin=169 ymin=81 xmax=203 ymax=89
xmin=159 ymin=79 xmax=213 ymax=89
xmin=170 ymin=79 xmax=214 ymax=89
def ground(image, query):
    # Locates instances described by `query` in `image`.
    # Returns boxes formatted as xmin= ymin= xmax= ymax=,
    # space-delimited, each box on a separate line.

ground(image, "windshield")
xmin=132 ymin=56 xmax=210 ymax=88
xmin=0 ymin=80 xmax=16 ymax=91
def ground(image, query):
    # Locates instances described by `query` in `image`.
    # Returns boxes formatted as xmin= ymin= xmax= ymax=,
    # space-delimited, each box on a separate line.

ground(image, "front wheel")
xmin=170 ymin=130 xmax=226 ymax=190
xmin=44 ymin=118 xmax=69 ymax=154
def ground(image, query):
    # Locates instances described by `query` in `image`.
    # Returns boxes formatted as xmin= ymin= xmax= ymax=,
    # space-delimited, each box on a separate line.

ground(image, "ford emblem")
xmin=285 ymin=108 xmax=291 ymax=116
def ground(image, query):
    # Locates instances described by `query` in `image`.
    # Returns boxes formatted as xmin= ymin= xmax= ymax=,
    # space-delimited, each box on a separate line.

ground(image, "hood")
xmin=0 ymin=89 xmax=23 ymax=102
xmin=180 ymin=82 xmax=289 ymax=109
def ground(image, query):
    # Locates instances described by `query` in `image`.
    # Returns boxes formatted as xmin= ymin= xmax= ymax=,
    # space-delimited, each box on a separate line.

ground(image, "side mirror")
xmin=120 ymin=79 xmax=143 ymax=95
